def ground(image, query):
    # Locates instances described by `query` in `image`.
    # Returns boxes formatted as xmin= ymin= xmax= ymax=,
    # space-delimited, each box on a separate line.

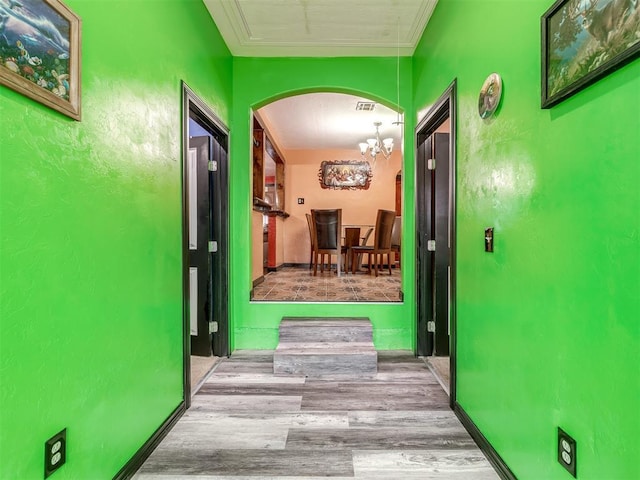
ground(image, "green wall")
xmin=230 ymin=57 xmax=415 ymax=351
xmin=2 ymin=0 xmax=638 ymax=478
xmin=0 ymin=0 xmax=231 ymax=478
xmin=413 ymin=1 xmax=639 ymax=478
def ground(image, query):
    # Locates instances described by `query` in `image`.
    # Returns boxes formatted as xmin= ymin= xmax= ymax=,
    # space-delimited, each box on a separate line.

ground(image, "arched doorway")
xmin=249 ymin=92 xmax=404 ymax=303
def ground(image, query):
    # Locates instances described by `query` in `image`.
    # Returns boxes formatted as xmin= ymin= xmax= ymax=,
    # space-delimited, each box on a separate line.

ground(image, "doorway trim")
xmin=415 ymin=79 xmax=457 ymax=407
xmin=113 ymin=82 xmax=230 ymax=480
xmin=415 ymin=80 xmax=516 ymax=479
xmin=181 ymin=81 xmax=230 ymax=406
xmin=249 ymin=90 xmax=406 ymax=305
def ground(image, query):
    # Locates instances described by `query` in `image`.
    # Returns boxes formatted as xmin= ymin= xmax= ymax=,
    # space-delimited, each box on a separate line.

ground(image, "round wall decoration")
xmin=478 ymin=73 xmax=502 ymax=119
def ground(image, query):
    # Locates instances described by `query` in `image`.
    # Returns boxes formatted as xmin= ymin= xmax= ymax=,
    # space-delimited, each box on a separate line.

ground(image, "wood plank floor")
xmin=133 ymin=351 xmax=499 ymax=479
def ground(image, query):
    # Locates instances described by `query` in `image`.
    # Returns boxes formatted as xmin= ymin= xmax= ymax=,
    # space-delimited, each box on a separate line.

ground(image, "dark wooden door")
xmin=188 ymin=135 xmax=214 ymax=357
xmin=416 ymin=134 xmax=433 ymax=356
xmin=210 ymin=136 xmax=228 ymax=357
xmin=433 ymin=133 xmax=450 ymax=356
xmin=416 ymin=132 xmax=450 ymax=356
xmin=187 ymin=130 xmax=229 ymax=358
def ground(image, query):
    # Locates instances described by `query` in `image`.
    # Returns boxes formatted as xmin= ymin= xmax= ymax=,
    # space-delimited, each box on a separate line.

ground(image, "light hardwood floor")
xmin=190 ymin=355 xmax=219 ymax=395
xmin=134 ymin=351 xmax=499 ymax=479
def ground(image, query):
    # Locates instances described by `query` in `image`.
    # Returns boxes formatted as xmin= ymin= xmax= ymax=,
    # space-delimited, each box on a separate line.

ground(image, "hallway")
xmin=133 ymin=351 xmax=499 ymax=479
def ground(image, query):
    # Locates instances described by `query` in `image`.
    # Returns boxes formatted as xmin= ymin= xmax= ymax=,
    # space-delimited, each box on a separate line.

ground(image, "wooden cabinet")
xmin=253 ymin=120 xmax=265 ymax=203
xmin=253 ymin=116 xmax=285 ymax=212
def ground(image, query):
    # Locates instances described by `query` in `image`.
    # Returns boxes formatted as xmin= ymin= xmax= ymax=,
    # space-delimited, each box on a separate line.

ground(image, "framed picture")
xmin=0 ymin=0 xmax=81 ymax=120
xmin=318 ymin=160 xmax=373 ymax=190
xmin=541 ymin=0 xmax=640 ymax=108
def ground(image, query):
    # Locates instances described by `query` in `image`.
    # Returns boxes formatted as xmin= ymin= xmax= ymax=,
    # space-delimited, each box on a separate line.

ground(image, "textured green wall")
xmin=230 ymin=57 xmax=415 ymax=351
xmin=0 ymin=0 xmax=231 ymax=478
xmin=413 ymin=1 xmax=639 ymax=478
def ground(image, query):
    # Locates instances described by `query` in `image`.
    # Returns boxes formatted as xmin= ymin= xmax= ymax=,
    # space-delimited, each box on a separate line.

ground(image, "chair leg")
xmin=387 ymin=253 xmax=392 ymax=275
xmin=374 ymin=253 xmax=379 ymax=277
xmin=313 ymin=253 xmax=318 ymax=276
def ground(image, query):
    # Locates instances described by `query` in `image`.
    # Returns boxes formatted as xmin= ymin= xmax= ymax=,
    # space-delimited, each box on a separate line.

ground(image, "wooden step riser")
xmin=274 ymin=317 xmax=378 ymax=378
xmin=278 ymin=318 xmax=373 ymax=344
xmin=273 ymin=353 xmax=378 ymax=377
xmin=279 ymin=327 xmax=373 ymax=344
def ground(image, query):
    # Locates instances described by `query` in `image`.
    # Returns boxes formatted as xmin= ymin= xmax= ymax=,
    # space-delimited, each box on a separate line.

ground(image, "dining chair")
xmin=351 ymin=226 xmax=375 ymax=272
xmin=361 ymin=226 xmax=374 ymax=246
xmin=341 ymin=227 xmax=361 ymax=274
xmin=390 ymin=216 xmax=402 ymax=269
xmin=311 ymin=209 xmax=342 ymax=276
xmin=305 ymin=213 xmax=316 ymax=269
xmin=351 ymin=209 xmax=396 ymax=276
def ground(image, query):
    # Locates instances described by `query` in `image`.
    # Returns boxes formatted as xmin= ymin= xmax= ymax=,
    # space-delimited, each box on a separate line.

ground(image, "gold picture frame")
xmin=0 ymin=0 xmax=81 ymax=120
xmin=318 ymin=160 xmax=373 ymax=190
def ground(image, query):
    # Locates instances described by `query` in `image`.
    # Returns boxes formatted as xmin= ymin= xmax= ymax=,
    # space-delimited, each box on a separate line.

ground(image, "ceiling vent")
xmin=355 ymin=102 xmax=376 ymax=111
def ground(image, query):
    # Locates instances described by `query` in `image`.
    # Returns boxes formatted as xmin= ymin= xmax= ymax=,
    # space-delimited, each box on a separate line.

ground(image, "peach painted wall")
xmin=435 ymin=117 xmax=450 ymax=133
xmin=282 ymin=149 xmax=402 ymax=264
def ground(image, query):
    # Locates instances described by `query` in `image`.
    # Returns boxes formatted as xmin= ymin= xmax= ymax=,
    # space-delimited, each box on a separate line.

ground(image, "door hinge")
xmin=427 ymin=321 xmax=435 ymax=332
xmin=427 ymin=158 xmax=436 ymax=170
xmin=427 ymin=240 xmax=436 ymax=251
xmin=209 ymin=321 xmax=218 ymax=334
xmin=208 ymin=160 xmax=217 ymax=172
xmin=208 ymin=241 xmax=218 ymax=253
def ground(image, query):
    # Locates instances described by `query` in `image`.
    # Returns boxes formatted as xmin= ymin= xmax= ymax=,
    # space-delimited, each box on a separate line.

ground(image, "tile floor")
xmin=251 ymin=266 xmax=402 ymax=302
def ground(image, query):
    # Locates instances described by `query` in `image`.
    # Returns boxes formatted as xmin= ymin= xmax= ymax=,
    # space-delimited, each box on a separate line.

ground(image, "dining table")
xmin=342 ymin=224 xmax=374 ymax=272
xmin=343 ymin=224 xmax=374 ymax=243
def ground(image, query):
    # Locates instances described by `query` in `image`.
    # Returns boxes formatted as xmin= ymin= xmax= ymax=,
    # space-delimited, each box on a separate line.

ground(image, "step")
xmin=273 ymin=317 xmax=377 ymax=378
xmin=278 ymin=317 xmax=374 ymax=344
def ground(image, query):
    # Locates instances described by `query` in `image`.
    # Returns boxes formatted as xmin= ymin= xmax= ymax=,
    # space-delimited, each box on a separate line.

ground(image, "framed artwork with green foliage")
xmin=541 ymin=0 xmax=639 ymax=108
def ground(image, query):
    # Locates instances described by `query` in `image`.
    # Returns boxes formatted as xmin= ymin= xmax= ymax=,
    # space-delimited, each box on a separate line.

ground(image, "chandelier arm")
xmin=358 ymin=121 xmax=394 ymax=163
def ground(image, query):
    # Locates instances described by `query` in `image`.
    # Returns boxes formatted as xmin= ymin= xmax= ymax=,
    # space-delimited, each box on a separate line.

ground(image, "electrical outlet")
xmin=297 ymin=198 xmax=304 ymax=204
xmin=44 ymin=429 xmax=66 ymax=478
xmin=558 ymin=427 xmax=577 ymax=477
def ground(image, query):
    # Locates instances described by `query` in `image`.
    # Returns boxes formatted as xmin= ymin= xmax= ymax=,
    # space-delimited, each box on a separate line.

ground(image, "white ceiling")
xmin=203 ymin=1 xmax=436 ymax=153
xmin=203 ymin=0 xmax=438 ymax=57
xmin=257 ymin=92 xmax=403 ymax=151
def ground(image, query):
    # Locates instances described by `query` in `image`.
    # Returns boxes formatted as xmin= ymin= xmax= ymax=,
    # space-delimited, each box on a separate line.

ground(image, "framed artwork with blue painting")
xmin=0 ymin=0 xmax=81 ymax=120
xmin=541 ymin=0 xmax=640 ymax=108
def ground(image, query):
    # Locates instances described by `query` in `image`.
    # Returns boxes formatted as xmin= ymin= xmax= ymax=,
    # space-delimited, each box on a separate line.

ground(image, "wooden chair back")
xmin=311 ymin=209 xmax=342 ymax=275
xmin=306 ymin=213 xmax=316 ymax=268
xmin=344 ymin=227 xmax=361 ymax=248
xmin=373 ymin=209 xmax=396 ymax=250
xmin=391 ymin=216 xmax=401 ymax=248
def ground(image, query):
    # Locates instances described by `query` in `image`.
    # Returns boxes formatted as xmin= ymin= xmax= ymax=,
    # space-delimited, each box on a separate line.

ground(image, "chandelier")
xmin=358 ymin=121 xmax=393 ymax=162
